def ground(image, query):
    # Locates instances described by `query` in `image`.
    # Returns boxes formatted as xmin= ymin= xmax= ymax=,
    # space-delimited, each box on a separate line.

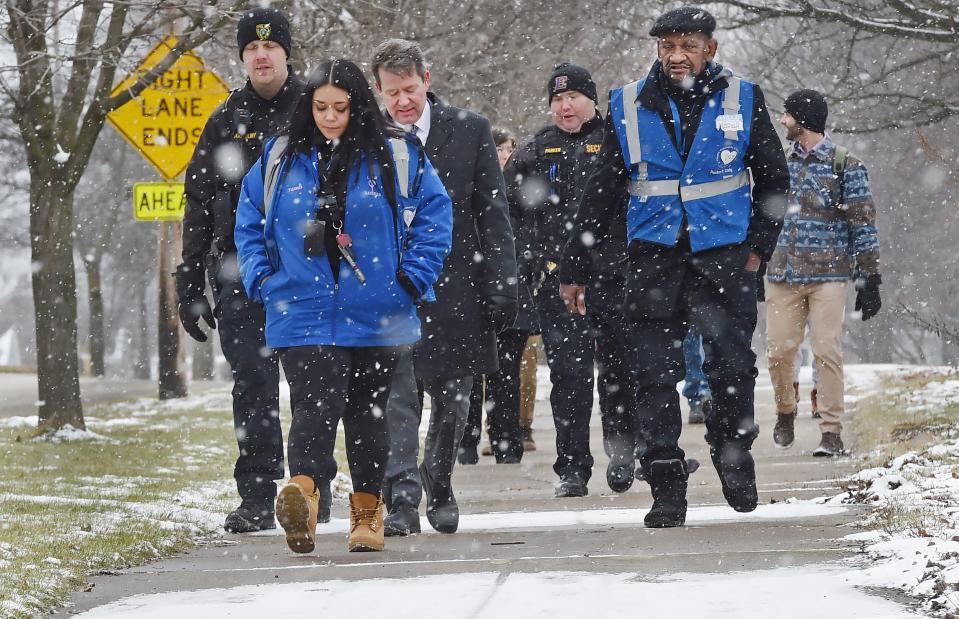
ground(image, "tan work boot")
xmin=349 ymin=492 xmax=385 ymax=552
xmin=522 ymin=426 xmax=536 ymax=452
xmin=276 ymin=475 xmax=319 ymax=554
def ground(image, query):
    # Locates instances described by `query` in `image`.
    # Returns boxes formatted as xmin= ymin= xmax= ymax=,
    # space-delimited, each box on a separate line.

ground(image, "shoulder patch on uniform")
xmin=585 ymin=144 xmax=601 ymax=154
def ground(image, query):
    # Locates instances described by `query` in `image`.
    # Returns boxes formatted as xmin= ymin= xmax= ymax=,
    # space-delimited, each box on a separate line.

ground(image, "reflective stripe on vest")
xmin=722 ymin=77 xmax=741 ymax=140
xmin=629 ymin=169 xmax=750 ymax=202
xmin=622 ymin=79 xmax=643 ymax=167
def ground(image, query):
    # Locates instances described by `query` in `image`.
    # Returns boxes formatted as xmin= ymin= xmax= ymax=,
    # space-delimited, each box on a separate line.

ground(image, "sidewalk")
xmin=59 ymin=370 xmax=915 ymax=618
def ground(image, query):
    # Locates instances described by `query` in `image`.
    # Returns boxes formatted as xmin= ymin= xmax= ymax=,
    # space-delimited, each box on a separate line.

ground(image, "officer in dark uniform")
xmin=174 ymin=9 xmax=330 ymax=533
xmin=506 ymin=64 xmax=638 ymax=497
xmin=561 ymin=6 xmax=789 ymax=527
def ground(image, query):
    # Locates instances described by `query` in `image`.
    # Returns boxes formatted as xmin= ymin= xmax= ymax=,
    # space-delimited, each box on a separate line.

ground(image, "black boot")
xmin=318 ymin=481 xmax=333 ymax=524
xmin=457 ymin=445 xmax=479 ymax=465
xmin=224 ymin=500 xmax=276 ymax=533
xmin=607 ymin=454 xmax=635 ymax=493
xmin=420 ymin=462 xmax=459 ymax=533
xmin=384 ymin=501 xmax=421 ymax=537
xmin=710 ymin=443 xmax=758 ymax=512
xmin=643 ymin=459 xmax=688 ymax=528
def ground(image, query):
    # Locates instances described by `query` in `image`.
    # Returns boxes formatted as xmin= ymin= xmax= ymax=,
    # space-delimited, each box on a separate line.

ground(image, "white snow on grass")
xmin=250 ymin=500 xmax=848 ymax=538
xmin=829 ymin=365 xmax=959 ymax=615
xmin=74 ymin=567 xmax=915 ymax=618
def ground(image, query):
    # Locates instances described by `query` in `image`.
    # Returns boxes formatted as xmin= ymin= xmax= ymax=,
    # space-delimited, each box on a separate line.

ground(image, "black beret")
xmin=649 ymin=6 xmax=717 ymax=37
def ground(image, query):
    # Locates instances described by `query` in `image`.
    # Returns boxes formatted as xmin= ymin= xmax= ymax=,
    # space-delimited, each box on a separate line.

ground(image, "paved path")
xmin=60 ymin=371 xmax=914 ymax=617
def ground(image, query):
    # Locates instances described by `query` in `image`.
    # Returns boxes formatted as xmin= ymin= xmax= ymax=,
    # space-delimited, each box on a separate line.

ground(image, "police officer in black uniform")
xmin=561 ymin=7 xmax=789 ymax=527
xmin=174 ymin=9 xmax=330 ymax=533
xmin=506 ymin=64 xmax=638 ymax=497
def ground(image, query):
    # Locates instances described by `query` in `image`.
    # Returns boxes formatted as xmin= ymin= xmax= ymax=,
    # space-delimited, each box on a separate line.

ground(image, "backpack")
xmin=832 ymin=144 xmax=849 ymax=208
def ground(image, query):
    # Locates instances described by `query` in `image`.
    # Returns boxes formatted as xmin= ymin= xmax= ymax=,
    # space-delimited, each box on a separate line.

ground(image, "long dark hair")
xmin=284 ymin=59 xmax=401 ymax=197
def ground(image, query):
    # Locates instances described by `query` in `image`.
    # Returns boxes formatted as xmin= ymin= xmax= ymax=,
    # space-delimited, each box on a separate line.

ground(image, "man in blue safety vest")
xmin=560 ymin=6 xmax=789 ymax=528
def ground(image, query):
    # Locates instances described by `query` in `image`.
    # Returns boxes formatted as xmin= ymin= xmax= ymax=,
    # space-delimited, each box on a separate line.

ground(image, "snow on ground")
xmin=250 ymin=501 xmax=848 ymax=538
xmin=832 ymin=365 xmax=959 ymax=616
xmin=74 ymin=567 xmax=915 ymax=618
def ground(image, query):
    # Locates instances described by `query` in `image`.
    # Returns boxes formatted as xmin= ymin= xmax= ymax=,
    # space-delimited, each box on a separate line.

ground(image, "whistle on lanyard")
xmin=334 ymin=224 xmax=366 ymax=284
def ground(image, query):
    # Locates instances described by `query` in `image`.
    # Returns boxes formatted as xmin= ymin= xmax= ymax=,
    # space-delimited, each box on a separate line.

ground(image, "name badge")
xmin=716 ymin=114 xmax=744 ymax=132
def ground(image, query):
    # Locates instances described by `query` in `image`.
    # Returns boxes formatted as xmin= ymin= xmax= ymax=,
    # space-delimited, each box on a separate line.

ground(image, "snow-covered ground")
xmin=76 ymin=567 xmax=913 ymax=618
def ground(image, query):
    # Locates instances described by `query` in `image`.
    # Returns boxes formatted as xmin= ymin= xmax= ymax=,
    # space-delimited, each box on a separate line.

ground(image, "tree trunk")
xmin=84 ymin=257 xmax=106 ymax=377
xmin=31 ymin=180 xmax=84 ymax=431
xmin=158 ymin=221 xmax=187 ymax=399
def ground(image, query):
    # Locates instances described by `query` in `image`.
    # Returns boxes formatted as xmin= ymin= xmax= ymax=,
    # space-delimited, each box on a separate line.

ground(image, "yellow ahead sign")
xmin=134 ymin=182 xmax=186 ymax=221
xmin=108 ymin=36 xmax=229 ymax=180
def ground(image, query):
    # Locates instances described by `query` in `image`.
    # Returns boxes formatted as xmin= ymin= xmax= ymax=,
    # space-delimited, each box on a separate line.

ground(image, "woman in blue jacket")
xmin=235 ymin=59 xmax=452 ymax=555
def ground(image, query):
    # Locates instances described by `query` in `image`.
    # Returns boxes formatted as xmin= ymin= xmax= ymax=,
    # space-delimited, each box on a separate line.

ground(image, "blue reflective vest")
xmin=608 ymin=72 xmax=755 ymax=252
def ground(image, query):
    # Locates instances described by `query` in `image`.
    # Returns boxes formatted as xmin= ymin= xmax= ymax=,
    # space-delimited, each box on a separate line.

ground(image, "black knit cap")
xmin=784 ymin=89 xmax=828 ymax=134
xmin=237 ymin=8 xmax=292 ymax=60
xmin=649 ymin=6 xmax=717 ymax=37
xmin=547 ymin=63 xmax=598 ymax=105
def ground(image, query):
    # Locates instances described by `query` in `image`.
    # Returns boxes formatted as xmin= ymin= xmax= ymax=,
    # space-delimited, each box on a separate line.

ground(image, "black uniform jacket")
xmin=560 ymin=62 xmax=789 ymax=285
xmin=180 ymin=73 xmax=303 ymax=281
xmin=413 ymin=93 xmax=518 ymax=378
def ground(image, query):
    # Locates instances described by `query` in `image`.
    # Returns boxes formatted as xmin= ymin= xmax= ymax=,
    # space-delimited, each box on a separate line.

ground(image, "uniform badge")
xmin=255 ymin=23 xmax=272 ymax=40
xmin=718 ymin=148 xmax=738 ymax=166
xmin=585 ymin=144 xmax=601 ymax=154
xmin=554 ymin=75 xmax=568 ymax=91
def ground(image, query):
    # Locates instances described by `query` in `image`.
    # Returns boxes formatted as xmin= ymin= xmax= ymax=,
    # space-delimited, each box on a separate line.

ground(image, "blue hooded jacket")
xmin=234 ymin=136 xmax=453 ymax=348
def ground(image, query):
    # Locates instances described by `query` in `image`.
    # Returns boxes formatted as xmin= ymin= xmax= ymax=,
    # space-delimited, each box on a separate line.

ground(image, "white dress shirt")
xmin=408 ymin=100 xmax=432 ymax=145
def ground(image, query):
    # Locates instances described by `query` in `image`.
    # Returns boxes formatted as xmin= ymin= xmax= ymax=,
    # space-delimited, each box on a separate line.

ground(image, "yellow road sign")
xmin=108 ymin=36 xmax=229 ymax=180
xmin=134 ymin=182 xmax=186 ymax=221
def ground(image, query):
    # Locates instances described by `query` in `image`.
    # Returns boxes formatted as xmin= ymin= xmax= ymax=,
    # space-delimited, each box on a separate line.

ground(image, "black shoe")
xmin=644 ymin=459 xmax=688 ymax=528
xmin=224 ymin=501 xmax=276 ymax=533
xmin=419 ymin=462 xmax=459 ymax=533
xmin=317 ymin=481 xmax=332 ymax=524
xmin=812 ymin=432 xmax=845 ymax=457
xmin=773 ymin=411 xmax=796 ymax=449
xmin=710 ymin=443 xmax=758 ymax=513
xmin=554 ymin=472 xmax=588 ymax=498
xmin=685 ymin=458 xmax=700 ymax=475
xmin=687 ymin=398 xmax=709 ymax=424
xmin=457 ymin=445 xmax=479 ymax=465
xmin=384 ymin=502 xmax=421 ymax=537
xmin=607 ymin=457 xmax=635 ymax=493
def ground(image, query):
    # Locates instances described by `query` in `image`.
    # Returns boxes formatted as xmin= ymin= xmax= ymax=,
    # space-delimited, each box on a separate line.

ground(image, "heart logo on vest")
xmin=718 ymin=148 xmax=738 ymax=166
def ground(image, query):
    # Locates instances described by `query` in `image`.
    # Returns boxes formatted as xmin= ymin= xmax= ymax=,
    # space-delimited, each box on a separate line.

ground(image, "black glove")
xmin=854 ymin=274 xmax=882 ymax=321
xmin=396 ymin=269 xmax=422 ymax=304
xmin=486 ymin=294 xmax=518 ymax=334
xmin=174 ymin=263 xmax=216 ymax=342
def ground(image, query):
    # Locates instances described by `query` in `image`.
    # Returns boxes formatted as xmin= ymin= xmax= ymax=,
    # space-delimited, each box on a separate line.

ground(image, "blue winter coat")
xmin=234 ymin=137 xmax=453 ymax=348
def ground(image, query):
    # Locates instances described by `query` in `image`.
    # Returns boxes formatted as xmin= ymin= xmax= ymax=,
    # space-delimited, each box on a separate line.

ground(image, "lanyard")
xmin=667 ymin=97 xmax=685 ymax=156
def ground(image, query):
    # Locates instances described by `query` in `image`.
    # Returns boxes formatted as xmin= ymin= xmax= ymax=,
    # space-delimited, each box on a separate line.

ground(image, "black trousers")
xmin=216 ymin=279 xmax=282 ymax=504
xmin=485 ymin=328 xmax=530 ymax=461
xmin=625 ymin=241 xmax=759 ymax=474
xmin=588 ymin=274 xmax=640 ymax=462
xmin=279 ymin=344 xmax=404 ymax=495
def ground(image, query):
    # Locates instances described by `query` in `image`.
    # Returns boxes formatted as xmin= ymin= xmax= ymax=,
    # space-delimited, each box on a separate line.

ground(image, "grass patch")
xmin=851 ymin=369 xmax=959 ymax=466
xmin=0 ymin=387 xmax=347 ymax=618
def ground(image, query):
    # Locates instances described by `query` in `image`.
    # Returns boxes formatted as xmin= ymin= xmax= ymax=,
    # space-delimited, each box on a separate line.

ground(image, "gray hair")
xmin=370 ymin=38 xmax=428 ymax=86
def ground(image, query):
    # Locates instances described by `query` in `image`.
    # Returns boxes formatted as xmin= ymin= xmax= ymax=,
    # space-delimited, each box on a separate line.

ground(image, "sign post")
xmin=108 ymin=37 xmax=228 ymax=399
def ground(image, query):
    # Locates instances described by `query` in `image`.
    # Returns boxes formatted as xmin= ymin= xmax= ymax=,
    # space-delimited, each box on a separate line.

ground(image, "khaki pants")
xmin=765 ymin=280 xmax=847 ymax=434
xmin=519 ymin=335 xmax=539 ymax=430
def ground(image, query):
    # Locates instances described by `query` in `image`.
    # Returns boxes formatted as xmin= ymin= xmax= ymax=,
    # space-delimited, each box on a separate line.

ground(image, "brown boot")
xmin=276 ymin=475 xmax=319 ymax=554
xmin=773 ymin=411 xmax=796 ymax=449
xmin=813 ymin=432 xmax=844 ymax=457
xmin=481 ymin=443 xmax=493 ymax=456
xmin=349 ymin=492 xmax=385 ymax=552
xmin=792 ymin=381 xmax=800 ymax=404
xmin=810 ymin=389 xmax=820 ymax=418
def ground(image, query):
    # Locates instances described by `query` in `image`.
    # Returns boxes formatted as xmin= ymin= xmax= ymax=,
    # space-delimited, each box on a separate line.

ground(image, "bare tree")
xmin=2 ymin=1 xmax=246 ymax=432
